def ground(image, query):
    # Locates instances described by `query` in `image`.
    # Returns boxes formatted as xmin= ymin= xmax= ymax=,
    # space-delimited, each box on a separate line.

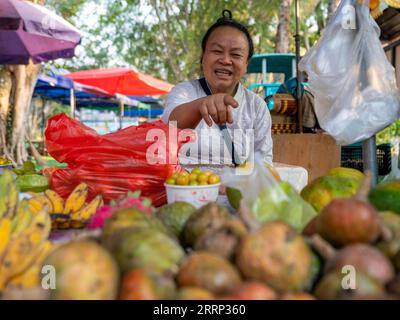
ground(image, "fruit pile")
xmin=41 ymin=165 xmax=400 ymax=300
xmin=0 ymin=171 xmax=54 ymax=295
xmin=2 ymin=162 xmax=400 ymax=300
xmin=165 ymin=168 xmax=220 ymax=186
xmin=28 ymin=183 xmax=103 ymax=230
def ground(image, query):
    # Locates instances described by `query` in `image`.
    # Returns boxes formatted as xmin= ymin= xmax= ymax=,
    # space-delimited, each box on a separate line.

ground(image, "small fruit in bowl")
xmin=165 ymin=168 xmax=221 ymax=186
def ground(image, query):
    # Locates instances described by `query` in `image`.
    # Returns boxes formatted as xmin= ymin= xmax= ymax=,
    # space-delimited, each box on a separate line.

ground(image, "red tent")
xmin=64 ymin=67 xmax=174 ymax=96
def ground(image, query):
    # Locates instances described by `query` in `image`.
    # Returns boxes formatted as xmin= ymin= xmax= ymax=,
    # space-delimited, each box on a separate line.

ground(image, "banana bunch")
xmin=0 ymin=170 xmax=53 ymax=292
xmin=28 ymin=183 xmax=104 ymax=230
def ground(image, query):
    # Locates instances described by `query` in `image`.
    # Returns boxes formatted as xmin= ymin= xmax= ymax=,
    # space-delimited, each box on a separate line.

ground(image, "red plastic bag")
xmin=44 ymin=113 xmax=190 ymax=207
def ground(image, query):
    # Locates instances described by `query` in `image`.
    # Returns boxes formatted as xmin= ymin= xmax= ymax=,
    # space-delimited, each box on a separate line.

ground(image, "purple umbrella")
xmin=0 ymin=0 xmax=81 ymax=64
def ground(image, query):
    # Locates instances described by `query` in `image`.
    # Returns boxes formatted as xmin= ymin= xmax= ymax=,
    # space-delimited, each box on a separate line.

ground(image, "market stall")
xmin=1 ymin=0 xmax=400 ymax=302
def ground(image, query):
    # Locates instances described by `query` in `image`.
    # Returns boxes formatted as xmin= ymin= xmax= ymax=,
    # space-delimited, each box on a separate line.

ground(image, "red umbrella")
xmin=64 ymin=67 xmax=174 ymax=96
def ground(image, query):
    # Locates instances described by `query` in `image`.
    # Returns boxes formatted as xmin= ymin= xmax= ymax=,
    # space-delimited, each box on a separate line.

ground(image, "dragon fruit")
xmin=88 ymin=191 xmax=153 ymax=229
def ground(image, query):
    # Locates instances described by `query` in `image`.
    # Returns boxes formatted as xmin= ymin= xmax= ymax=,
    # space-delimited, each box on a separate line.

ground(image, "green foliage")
xmin=45 ymin=0 xmax=86 ymax=18
xmin=377 ymin=120 xmax=400 ymax=145
xmin=51 ymin=0 xmax=327 ymax=84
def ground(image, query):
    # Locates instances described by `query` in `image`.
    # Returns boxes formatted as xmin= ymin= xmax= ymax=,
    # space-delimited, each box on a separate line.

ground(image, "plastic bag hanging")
xmin=299 ymin=0 xmax=400 ymax=146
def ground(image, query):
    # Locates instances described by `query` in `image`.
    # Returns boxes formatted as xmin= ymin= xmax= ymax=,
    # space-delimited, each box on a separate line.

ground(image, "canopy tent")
xmin=34 ymin=75 xmax=160 ymax=109
xmin=65 ymin=67 xmax=174 ymax=96
xmin=33 ymin=73 xmax=166 ymax=124
xmin=64 ymin=67 xmax=171 ymax=128
xmin=77 ymin=105 xmax=164 ymax=117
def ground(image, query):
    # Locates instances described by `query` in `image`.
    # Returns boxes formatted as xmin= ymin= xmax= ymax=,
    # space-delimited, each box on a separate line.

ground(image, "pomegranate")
xmin=177 ymin=252 xmax=241 ymax=294
xmin=316 ymin=172 xmax=381 ymax=246
xmin=227 ymin=282 xmax=278 ymax=300
xmin=280 ymin=293 xmax=316 ymax=300
xmin=311 ymin=235 xmax=395 ymax=285
xmin=119 ymin=268 xmax=176 ymax=300
xmin=314 ymin=271 xmax=385 ymax=300
xmin=176 ymin=287 xmax=214 ymax=300
xmin=302 ymin=216 xmax=318 ymax=237
xmin=236 ymin=220 xmax=313 ymax=293
xmin=194 ymin=219 xmax=247 ymax=260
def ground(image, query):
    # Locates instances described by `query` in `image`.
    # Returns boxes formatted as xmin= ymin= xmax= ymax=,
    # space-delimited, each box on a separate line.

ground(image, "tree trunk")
xmin=275 ymin=0 xmax=292 ymax=53
xmin=0 ymin=64 xmax=41 ymax=164
xmin=0 ymin=0 xmax=43 ymax=165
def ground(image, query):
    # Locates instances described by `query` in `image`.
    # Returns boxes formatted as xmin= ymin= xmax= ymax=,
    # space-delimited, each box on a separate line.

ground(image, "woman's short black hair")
xmin=201 ymin=10 xmax=254 ymax=62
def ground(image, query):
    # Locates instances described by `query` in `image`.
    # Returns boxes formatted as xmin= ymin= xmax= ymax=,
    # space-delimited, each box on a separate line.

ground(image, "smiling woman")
xmin=162 ymin=10 xmax=273 ymax=170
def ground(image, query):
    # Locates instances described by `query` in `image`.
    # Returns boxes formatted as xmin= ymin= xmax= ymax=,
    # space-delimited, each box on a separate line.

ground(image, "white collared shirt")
xmin=162 ymin=80 xmax=273 ymax=169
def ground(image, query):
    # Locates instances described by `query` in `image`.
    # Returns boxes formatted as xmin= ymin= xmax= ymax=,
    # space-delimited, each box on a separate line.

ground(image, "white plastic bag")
xmin=299 ymin=0 xmax=400 ymax=146
xmin=221 ymin=154 xmax=317 ymax=232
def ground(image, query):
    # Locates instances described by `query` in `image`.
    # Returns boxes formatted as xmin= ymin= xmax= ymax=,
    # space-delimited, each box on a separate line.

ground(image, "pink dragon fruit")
xmin=88 ymin=191 xmax=154 ymax=229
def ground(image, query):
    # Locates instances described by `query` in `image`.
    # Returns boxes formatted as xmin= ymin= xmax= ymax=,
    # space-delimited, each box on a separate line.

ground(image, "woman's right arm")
xmin=168 ymin=98 xmax=205 ymax=129
xmin=168 ymin=94 xmax=238 ymax=129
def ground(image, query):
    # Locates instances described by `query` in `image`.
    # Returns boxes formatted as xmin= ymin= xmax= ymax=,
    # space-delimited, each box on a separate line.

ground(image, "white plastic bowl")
xmin=164 ymin=183 xmax=220 ymax=208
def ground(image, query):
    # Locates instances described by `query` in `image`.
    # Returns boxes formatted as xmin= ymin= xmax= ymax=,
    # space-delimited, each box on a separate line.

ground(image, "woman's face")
xmin=202 ymin=26 xmax=249 ymax=95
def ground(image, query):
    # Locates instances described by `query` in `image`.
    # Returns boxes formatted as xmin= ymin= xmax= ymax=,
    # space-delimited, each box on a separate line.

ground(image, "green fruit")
xmin=44 ymin=240 xmax=119 ymax=300
xmin=191 ymin=168 xmax=202 ymax=175
xmin=301 ymin=175 xmax=362 ymax=212
xmin=165 ymin=178 xmax=176 ymax=185
xmin=327 ymin=167 xmax=364 ymax=180
xmin=369 ymin=180 xmax=400 ymax=214
xmin=16 ymin=174 xmax=49 ymax=193
xmin=22 ymin=161 xmax=37 ymax=174
xmin=110 ymin=227 xmax=185 ymax=275
xmin=102 ymin=207 xmax=172 ymax=247
xmin=226 ymin=187 xmax=242 ymax=210
xmin=156 ymin=202 xmax=197 ymax=237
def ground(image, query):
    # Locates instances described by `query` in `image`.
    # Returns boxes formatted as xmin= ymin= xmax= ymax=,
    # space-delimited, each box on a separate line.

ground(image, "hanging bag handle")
xmin=198 ymin=78 xmax=240 ymax=167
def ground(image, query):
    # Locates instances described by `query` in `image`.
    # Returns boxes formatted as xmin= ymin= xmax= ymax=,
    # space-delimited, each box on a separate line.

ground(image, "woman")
xmin=162 ymin=10 xmax=272 ymax=170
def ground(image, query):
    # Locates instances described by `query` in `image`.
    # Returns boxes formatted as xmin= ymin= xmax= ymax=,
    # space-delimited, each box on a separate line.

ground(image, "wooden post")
xmin=295 ymin=0 xmax=303 ymax=133
xmin=119 ymin=98 xmax=124 ymax=130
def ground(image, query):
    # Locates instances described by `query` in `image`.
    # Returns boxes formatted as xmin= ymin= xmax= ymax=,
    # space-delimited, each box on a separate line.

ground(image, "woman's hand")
xmin=198 ymin=94 xmax=238 ymax=126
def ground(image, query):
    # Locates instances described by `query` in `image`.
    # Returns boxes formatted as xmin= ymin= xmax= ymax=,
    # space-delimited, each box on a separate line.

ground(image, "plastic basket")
xmin=341 ymin=143 xmax=392 ymax=176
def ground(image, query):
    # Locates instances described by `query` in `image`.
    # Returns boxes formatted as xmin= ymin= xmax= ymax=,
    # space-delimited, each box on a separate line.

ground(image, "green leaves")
xmin=49 ymin=0 xmax=331 ymax=84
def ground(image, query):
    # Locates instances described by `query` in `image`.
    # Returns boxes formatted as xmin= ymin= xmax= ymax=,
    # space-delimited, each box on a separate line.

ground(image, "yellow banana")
xmin=28 ymin=195 xmax=52 ymax=215
xmin=8 ymin=240 xmax=54 ymax=289
xmin=0 ymin=170 xmax=19 ymax=219
xmin=0 ymin=208 xmax=51 ymax=286
xmin=0 ymin=217 xmax=12 ymax=260
xmin=63 ymin=183 xmax=88 ymax=214
xmin=70 ymin=195 xmax=103 ymax=222
xmin=44 ymin=190 xmax=64 ymax=214
xmin=11 ymin=199 xmax=33 ymax=239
